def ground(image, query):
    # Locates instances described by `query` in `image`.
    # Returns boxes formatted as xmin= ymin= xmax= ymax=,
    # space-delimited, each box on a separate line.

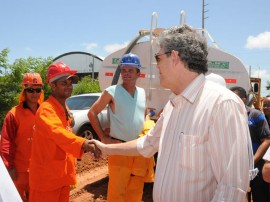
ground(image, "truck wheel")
xmin=78 ymin=125 xmax=99 ymax=140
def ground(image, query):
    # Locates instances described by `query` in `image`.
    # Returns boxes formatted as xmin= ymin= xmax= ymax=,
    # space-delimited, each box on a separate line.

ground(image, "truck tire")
xmin=77 ymin=125 xmax=99 ymax=140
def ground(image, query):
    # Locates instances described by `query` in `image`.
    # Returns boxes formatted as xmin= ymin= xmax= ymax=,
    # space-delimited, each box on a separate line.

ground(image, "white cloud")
xmin=104 ymin=41 xmax=130 ymax=54
xmin=251 ymin=68 xmax=270 ymax=79
xmin=82 ymin=43 xmax=98 ymax=51
xmin=245 ymin=31 xmax=270 ymax=49
xmin=25 ymin=47 xmax=32 ymax=51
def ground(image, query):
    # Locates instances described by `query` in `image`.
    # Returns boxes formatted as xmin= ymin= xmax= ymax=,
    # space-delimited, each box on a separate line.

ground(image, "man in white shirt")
xmin=0 ymin=157 xmax=22 ymax=202
xmin=90 ymin=25 xmax=250 ymax=202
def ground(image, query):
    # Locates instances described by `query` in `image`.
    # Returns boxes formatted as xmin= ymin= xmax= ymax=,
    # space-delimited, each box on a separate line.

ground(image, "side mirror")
xmin=253 ymin=83 xmax=259 ymax=94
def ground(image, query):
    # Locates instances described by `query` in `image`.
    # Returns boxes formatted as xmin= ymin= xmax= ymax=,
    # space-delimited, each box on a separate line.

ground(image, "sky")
xmin=1 ymin=0 xmax=270 ymax=95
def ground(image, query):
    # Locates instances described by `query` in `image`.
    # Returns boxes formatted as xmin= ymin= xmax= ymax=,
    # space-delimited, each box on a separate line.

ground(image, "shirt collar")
xmin=169 ymin=74 xmax=205 ymax=106
xmin=49 ymin=95 xmax=66 ymax=113
xmin=23 ymin=101 xmax=29 ymax=109
xmin=23 ymin=101 xmax=39 ymax=109
xmin=246 ymin=105 xmax=251 ymax=113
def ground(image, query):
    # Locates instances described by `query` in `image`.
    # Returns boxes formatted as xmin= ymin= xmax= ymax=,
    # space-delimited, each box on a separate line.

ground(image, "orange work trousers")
xmin=14 ymin=172 xmax=29 ymax=202
xmin=29 ymin=186 xmax=70 ymax=202
xmin=107 ymin=155 xmax=145 ymax=202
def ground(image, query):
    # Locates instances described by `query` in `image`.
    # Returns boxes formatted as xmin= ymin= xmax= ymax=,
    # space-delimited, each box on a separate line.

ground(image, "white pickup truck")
xmin=66 ymin=93 xmax=109 ymax=140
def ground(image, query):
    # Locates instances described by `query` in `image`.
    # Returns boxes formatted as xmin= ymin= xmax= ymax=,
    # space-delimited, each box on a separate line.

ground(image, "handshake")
xmin=82 ymin=139 xmax=103 ymax=158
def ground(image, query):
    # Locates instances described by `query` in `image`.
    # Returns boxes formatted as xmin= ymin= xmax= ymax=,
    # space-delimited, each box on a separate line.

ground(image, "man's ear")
xmin=171 ymin=50 xmax=177 ymax=57
xmin=171 ymin=50 xmax=179 ymax=62
xmin=49 ymin=82 xmax=56 ymax=91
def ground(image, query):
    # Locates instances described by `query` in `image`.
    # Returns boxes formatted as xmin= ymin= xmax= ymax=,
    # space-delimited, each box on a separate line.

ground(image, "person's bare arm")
xmin=262 ymin=160 xmax=270 ymax=182
xmin=89 ymin=139 xmax=140 ymax=156
xmin=88 ymin=91 xmax=112 ymax=143
xmin=254 ymin=138 xmax=270 ymax=164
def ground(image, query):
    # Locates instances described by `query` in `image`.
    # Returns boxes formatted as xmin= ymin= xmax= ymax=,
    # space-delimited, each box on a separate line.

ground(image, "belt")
xmin=110 ymin=136 xmax=126 ymax=143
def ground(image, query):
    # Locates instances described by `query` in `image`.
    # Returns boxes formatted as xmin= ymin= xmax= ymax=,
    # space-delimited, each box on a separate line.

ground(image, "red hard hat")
xmin=46 ymin=62 xmax=77 ymax=83
xmin=22 ymin=72 xmax=43 ymax=86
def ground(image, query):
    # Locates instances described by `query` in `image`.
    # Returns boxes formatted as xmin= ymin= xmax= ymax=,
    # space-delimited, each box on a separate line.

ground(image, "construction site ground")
xmin=70 ymin=153 xmax=252 ymax=202
xmin=70 ymin=152 xmax=153 ymax=202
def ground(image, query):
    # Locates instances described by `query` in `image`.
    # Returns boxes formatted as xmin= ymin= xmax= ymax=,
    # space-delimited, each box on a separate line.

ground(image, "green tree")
xmin=266 ymin=81 xmax=270 ymax=92
xmin=10 ymin=56 xmax=53 ymax=99
xmin=0 ymin=49 xmax=15 ymax=126
xmin=0 ymin=49 xmax=53 ymax=128
xmin=0 ymin=49 xmax=103 ymax=128
xmin=0 ymin=48 xmax=9 ymax=75
xmin=72 ymin=76 xmax=101 ymax=95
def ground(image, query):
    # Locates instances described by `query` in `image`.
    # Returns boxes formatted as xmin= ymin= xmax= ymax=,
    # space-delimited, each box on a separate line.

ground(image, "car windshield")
xmin=66 ymin=95 xmax=99 ymax=110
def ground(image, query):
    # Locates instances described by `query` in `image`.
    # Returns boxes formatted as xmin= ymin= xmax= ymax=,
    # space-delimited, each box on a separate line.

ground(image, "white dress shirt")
xmin=263 ymin=147 xmax=270 ymax=161
xmin=137 ymin=74 xmax=250 ymax=202
xmin=0 ymin=157 xmax=22 ymax=202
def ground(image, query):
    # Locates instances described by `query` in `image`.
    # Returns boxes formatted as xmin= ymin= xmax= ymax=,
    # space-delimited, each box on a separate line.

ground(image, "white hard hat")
xmin=206 ymin=73 xmax=226 ymax=87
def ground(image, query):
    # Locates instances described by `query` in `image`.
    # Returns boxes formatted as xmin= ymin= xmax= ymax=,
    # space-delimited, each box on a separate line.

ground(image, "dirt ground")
xmin=70 ymin=153 xmax=153 ymax=202
xmin=71 ymin=153 xmax=254 ymax=202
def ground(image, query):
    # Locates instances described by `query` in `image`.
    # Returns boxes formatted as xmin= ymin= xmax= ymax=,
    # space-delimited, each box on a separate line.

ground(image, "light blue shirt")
xmin=106 ymin=85 xmax=145 ymax=141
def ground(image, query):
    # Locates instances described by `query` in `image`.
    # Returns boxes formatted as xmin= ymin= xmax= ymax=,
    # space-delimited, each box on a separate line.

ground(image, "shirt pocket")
xmin=54 ymin=146 xmax=67 ymax=160
xmin=52 ymin=147 xmax=68 ymax=178
xmin=178 ymin=134 xmax=208 ymax=172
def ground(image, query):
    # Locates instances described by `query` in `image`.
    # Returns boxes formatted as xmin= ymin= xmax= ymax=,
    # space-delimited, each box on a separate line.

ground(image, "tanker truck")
xmin=98 ymin=11 xmax=262 ymax=118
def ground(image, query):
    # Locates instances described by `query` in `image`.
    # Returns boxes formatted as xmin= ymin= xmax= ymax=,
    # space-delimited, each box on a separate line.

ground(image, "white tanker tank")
xmin=98 ymin=11 xmax=256 ymax=116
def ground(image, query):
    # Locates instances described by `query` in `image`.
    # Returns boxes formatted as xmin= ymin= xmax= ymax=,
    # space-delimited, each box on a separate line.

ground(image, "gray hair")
xmin=158 ymin=25 xmax=208 ymax=74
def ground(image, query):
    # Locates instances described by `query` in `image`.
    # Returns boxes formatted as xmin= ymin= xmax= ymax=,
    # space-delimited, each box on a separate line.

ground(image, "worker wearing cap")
xmin=231 ymin=86 xmax=270 ymax=202
xmin=88 ymin=53 xmax=154 ymax=202
xmin=29 ymin=62 xmax=98 ymax=202
xmin=1 ymin=72 xmax=44 ymax=202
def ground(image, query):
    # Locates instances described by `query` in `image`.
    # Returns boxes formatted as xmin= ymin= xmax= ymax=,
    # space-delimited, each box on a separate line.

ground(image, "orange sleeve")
xmin=36 ymin=104 xmax=85 ymax=158
xmin=0 ymin=111 xmax=17 ymax=169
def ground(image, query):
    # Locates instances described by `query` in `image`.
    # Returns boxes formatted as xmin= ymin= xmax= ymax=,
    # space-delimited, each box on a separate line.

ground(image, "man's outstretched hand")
xmin=88 ymin=139 xmax=108 ymax=156
xmin=82 ymin=140 xmax=102 ymax=158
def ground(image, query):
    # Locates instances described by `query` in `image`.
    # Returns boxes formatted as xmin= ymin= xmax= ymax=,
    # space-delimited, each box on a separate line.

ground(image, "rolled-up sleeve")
xmin=1 ymin=112 xmax=17 ymax=169
xmin=37 ymin=105 xmax=85 ymax=158
xmin=263 ymin=147 xmax=270 ymax=161
xmin=137 ymin=112 xmax=165 ymax=158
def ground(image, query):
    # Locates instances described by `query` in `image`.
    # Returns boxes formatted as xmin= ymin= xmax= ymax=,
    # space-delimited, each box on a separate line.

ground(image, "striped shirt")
xmin=263 ymin=147 xmax=270 ymax=161
xmin=137 ymin=74 xmax=250 ymax=202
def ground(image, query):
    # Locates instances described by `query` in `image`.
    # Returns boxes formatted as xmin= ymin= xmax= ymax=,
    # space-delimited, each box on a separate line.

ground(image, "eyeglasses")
xmin=154 ymin=51 xmax=172 ymax=62
xmin=25 ymin=88 xmax=42 ymax=93
xmin=263 ymin=105 xmax=270 ymax=108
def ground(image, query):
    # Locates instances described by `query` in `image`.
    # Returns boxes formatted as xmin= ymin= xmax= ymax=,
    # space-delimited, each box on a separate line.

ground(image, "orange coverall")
xmin=29 ymin=96 xmax=85 ymax=202
xmin=108 ymin=119 xmax=155 ymax=202
xmin=1 ymin=102 xmax=37 ymax=201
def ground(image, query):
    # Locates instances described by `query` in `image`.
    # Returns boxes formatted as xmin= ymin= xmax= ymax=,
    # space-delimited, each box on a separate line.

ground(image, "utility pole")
xmin=202 ymin=0 xmax=209 ymax=30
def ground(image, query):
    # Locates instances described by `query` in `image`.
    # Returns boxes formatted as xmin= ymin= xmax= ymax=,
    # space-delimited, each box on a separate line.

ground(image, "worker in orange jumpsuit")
xmin=0 ymin=72 xmax=44 ymax=202
xmin=29 ymin=62 xmax=99 ymax=202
